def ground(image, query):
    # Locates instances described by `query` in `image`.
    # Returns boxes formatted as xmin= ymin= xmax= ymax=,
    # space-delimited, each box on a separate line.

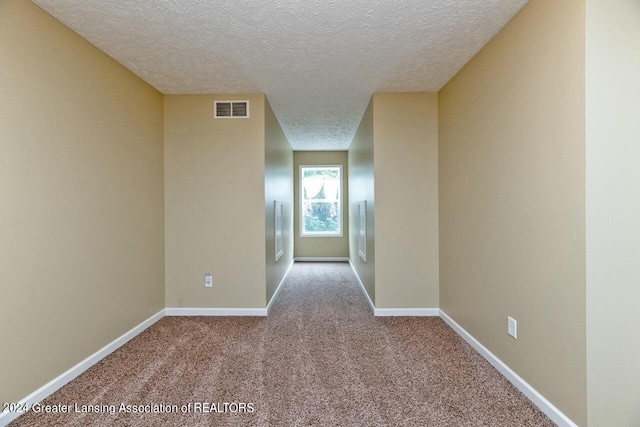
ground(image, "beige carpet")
xmin=11 ymin=262 xmax=555 ymax=426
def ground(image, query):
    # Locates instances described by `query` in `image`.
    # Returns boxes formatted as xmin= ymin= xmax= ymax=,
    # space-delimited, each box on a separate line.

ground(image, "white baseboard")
xmin=1 ymin=279 xmax=576 ymax=427
xmin=164 ymin=307 xmax=267 ymax=316
xmin=0 ymin=309 xmax=165 ymax=426
xmin=375 ymin=308 xmax=440 ymax=317
xmin=267 ymin=258 xmax=294 ymax=314
xmin=348 ymin=259 xmax=375 ymax=314
xmin=294 ymin=257 xmax=349 ymax=262
xmin=439 ymin=310 xmax=578 ymax=427
xmin=347 ymin=260 xmax=437 ymax=317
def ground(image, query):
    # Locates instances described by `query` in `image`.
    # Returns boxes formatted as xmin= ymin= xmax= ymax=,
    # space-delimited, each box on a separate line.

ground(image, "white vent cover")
xmin=214 ymin=100 xmax=250 ymax=118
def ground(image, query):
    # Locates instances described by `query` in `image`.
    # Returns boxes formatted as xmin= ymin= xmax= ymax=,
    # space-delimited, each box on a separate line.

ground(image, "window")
xmin=300 ymin=165 xmax=342 ymax=237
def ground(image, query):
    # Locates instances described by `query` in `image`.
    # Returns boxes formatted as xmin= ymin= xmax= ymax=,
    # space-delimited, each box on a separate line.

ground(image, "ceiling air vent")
xmin=214 ymin=100 xmax=250 ymax=118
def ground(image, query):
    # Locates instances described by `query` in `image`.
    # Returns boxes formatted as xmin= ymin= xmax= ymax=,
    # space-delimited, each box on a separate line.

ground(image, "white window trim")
xmin=300 ymin=164 xmax=343 ymax=238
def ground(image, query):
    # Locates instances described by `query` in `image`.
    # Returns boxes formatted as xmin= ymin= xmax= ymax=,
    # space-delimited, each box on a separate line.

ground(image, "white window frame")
xmin=300 ymin=165 xmax=343 ymax=237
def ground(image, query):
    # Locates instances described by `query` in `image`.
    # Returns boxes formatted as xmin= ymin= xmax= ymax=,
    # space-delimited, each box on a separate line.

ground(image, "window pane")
xmin=303 ymin=201 xmax=340 ymax=233
xmin=301 ymin=166 xmax=342 ymax=236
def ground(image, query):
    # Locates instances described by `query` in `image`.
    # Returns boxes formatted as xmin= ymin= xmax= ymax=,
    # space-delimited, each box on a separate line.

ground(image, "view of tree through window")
xmin=301 ymin=166 xmax=342 ymax=236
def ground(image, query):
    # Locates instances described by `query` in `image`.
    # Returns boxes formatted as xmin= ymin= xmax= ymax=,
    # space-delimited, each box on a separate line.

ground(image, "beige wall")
xmin=348 ymin=99 xmax=375 ymax=303
xmin=294 ymin=151 xmax=349 ymax=258
xmin=0 ymin=0 xmax=165 ymax=404
xmin=265 ymin=100 xmax=294 ymax=303
xmin=164 ymin=94 xmax=267 ymax=308
xmin=586 ymin=0 xmax=640 ymax=425
xmin=438 ymin=0 xmax=586 ymax=424
xmin=374 ymin=93 xmax=439 ymax=309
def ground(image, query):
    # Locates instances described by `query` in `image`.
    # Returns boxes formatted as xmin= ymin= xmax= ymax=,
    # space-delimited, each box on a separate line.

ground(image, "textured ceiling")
xmin=32 ymin=0 xmax=528 ymax=150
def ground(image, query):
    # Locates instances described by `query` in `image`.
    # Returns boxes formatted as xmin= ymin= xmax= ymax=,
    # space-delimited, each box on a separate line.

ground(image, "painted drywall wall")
xmin=348 ymin=98 xmax=375 ymax=303
xmin=164 ymin=94 xmax=267 ymax=308
xmin=294 ymin=151 xmax=349 ymax=258
xmin=265 ymin=99 xmax=294 ymax=304
xmin=0 ymin=0 xmax=164 ymax=404
xmin=438 ymin=0 xmax=586 ymax=424
xmin=586 ymin=0 xmax=640 ymax=425
xmin=373 ymin=93 xmax=439 ymax=309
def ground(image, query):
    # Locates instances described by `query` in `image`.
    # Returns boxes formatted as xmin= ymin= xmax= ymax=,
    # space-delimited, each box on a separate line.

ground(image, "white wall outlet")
xmin=204 ymin=274 xmax=213 ymax=288
xmin=508 ymin=316 xmax=518 ymax=339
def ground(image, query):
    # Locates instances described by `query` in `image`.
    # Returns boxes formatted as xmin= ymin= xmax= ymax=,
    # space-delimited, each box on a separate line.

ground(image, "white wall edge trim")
xmin=348 ymin=259 xmax=375 ymax=315
xmin=439 ymin=310 xmax=578 ymax=427
xmin=165 ymin=307 xmax=268 ymax=316
xmin=267 ymin=258 xmax=295 ymax=314
xmin=375 ymin=308 xmax=439 ymax=317
xmin=294 ymin=257 xmax=350 ymax=262
xmin=0 ymin=309 xmax=165 ymax=426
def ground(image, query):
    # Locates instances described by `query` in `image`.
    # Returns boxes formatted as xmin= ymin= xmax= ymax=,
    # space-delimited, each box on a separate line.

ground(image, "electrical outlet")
xmin=508 ymin=316 xmax=518 ymax=339
xmin=205 ymin=274 xmax=213 ymax=288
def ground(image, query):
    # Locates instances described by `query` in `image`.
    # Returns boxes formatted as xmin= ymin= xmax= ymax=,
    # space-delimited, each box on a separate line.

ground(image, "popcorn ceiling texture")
xmin=32 ymin=0 xmax=528 ymax=150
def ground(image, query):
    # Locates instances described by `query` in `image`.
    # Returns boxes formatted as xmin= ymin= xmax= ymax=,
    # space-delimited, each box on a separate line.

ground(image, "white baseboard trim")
xmin=439 ymin=310 xmax=578 ymax=427
xmin=294 ymin=257 xmax=349 ymax=262
xmin=164 ymin=307 xmax=267 ymax=316
xmin=267 ymin=258 xmax=295 ymax=314
xmin=0 ymin=309 xmax=165 ymax=426
xmin=347 ymin=260 xmax=437 ymax=317
xmin=348 ymin=259 xmax=375 ymax=315
xmin=1 ymin=285 xmax=575 ymax=427
xmin=375 ymin=308 xmax=440 ymax=317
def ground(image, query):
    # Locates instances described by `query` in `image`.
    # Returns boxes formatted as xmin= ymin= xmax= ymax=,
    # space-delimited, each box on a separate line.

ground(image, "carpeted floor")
xmin=11 ymin=262 xmax=555 ymax=426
